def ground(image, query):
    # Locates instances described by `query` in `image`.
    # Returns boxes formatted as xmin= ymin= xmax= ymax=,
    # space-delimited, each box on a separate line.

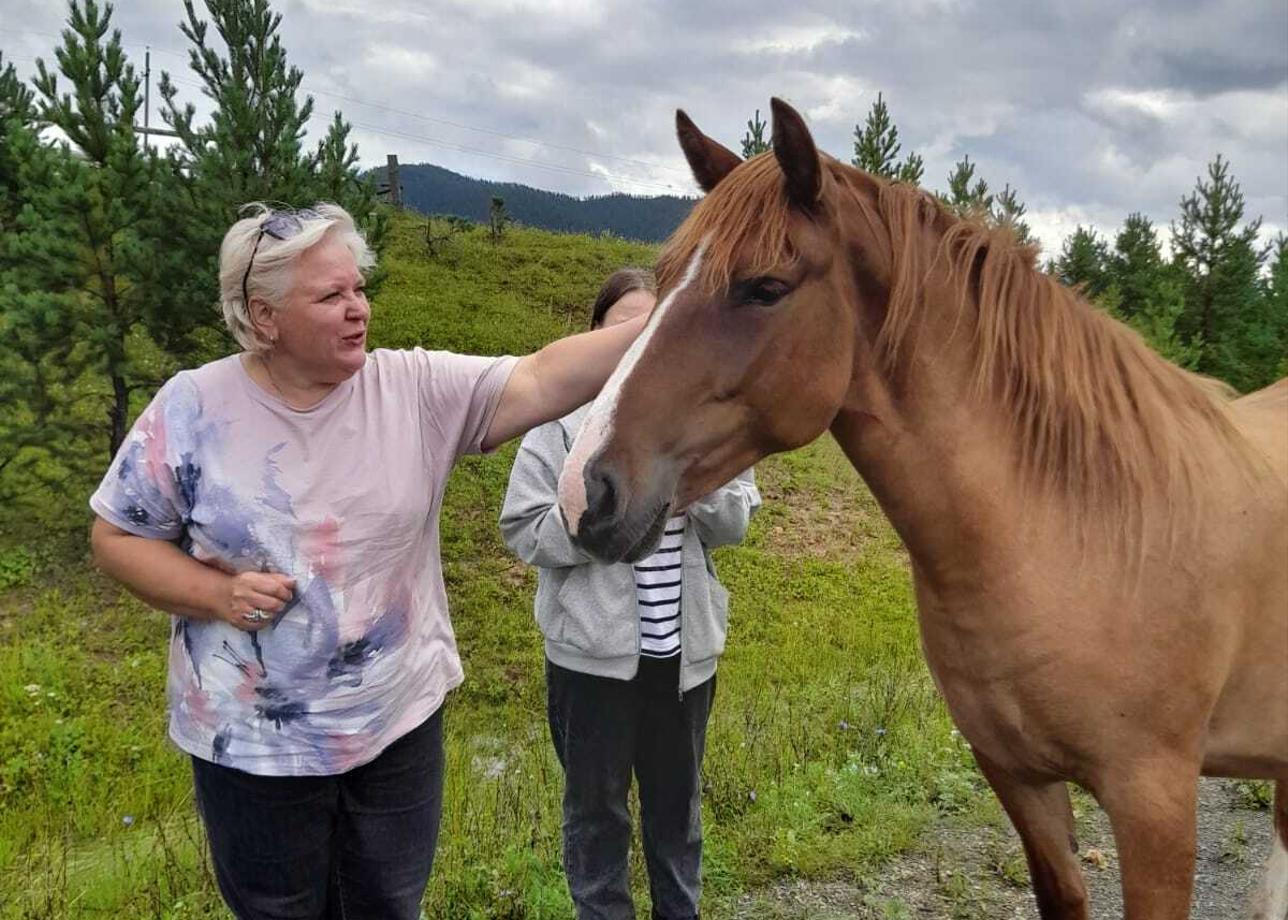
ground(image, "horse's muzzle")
xmin=571 ymin=457 xmax=672 ymax=563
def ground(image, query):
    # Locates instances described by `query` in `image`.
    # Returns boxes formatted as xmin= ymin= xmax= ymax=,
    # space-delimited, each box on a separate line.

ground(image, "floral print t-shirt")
xmin=90 ymin=349 xmax=517 ymax=776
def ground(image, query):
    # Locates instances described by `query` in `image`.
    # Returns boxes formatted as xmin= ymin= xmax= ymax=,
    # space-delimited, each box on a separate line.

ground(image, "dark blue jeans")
xmin=547 ymin=657 xmax=715 ymax=920
xmin=191 ymin=708 xmax=444 ymax=920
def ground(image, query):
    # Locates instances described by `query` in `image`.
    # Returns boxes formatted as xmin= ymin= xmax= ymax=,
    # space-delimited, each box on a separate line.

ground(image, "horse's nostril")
xmin=584 ymin=463 xmax=620 ymax=523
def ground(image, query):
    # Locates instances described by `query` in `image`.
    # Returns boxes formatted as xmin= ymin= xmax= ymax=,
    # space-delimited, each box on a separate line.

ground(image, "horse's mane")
xmin=659 ymin=154 xmax=1256 ymax=541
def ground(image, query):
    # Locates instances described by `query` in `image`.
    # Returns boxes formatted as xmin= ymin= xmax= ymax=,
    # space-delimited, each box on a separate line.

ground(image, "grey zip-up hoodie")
xmin=500 ymin=404 xmax=761 ymax=692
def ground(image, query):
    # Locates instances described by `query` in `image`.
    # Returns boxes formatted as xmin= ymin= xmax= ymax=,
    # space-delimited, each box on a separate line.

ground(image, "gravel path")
xmin=726 ymin=778 xmax=1275 ymax=919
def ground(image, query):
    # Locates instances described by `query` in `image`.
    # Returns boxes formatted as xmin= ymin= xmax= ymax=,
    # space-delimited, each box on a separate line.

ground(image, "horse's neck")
xmin=829 ymin=268 xmax=1030 ymax=588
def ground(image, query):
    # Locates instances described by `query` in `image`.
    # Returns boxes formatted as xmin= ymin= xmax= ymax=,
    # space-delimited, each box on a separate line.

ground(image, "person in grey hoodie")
xmin=500 ymin=268 xmax=761 ymax=920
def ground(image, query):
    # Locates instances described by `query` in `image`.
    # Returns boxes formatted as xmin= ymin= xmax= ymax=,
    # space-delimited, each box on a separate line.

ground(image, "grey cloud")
xmin=3 ymin=0 xmax=1284 ymax=250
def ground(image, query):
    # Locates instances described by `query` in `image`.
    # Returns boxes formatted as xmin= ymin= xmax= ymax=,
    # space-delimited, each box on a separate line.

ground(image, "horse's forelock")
xmin=659 ymin=153 xmax=800 ymax=296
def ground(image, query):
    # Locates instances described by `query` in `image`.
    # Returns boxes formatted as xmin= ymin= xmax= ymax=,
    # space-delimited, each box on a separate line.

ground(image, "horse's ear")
xmin=676 ymin=109 xmax=742 ymax=193
xmin=770 ymin=97 xmax=821 ymax=210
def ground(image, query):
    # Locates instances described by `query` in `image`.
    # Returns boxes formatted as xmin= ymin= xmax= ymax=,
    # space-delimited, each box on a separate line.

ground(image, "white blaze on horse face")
xmin=558 ymin=241 xmax=707 ymax=536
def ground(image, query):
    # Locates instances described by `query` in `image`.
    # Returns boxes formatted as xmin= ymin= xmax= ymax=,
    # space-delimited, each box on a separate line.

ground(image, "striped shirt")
xmin=634 ymin=515 xmax=686 ymax=658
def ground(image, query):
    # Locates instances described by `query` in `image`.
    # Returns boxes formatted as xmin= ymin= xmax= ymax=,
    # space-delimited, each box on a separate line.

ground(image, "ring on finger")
xmin=243 ymin=608 xmax=269 ymax=623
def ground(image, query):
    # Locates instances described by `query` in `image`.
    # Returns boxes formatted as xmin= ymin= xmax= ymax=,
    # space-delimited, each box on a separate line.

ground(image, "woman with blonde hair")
xmin=89 ymin=203 xmax=646 ymax=919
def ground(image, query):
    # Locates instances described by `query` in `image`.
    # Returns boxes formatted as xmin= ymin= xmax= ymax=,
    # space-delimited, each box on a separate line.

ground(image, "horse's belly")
xmin=1202 ymin=708 xmax=1288 ymax=777
xmin=1202 ymin=534 xmax=1288 ymax=777
xmin=1203 ymin=627 xmax=1288 ymax=776
xmin=1204 ymin=680 xmax=1288 ymax=777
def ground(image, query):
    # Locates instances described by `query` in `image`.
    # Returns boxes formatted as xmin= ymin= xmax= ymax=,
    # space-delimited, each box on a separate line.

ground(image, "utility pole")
xmin=134 ymin=46 xmax=179 ymax=142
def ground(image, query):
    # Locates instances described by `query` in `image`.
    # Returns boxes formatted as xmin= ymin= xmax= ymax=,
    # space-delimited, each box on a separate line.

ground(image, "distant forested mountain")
xmin=387 ymin=163 xmax=695 ymax=241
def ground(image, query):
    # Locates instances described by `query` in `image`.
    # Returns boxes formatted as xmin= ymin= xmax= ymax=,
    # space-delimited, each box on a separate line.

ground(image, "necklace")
xmin=258 ymin=353 xmax=299 ymax=409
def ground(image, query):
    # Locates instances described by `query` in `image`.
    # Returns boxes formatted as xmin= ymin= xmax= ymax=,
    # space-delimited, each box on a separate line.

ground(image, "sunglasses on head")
xmin=241 ymin=208 xmax=324 ymax=307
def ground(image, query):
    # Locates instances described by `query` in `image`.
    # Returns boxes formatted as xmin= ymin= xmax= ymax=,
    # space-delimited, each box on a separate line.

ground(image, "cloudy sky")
xmin=2 ymin=0 xmax=1285 ymax=255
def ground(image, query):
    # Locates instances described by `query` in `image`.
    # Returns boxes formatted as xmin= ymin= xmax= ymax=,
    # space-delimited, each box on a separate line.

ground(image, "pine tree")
xmin=740 ymin=108 xmax=769 ymax=158
xmin=1264 ymin=234 xmax=1288 ymax=378
xmin=0 ymin=52 xmax=33 ymax=125
xmin=0 ymin=99 xmax=93 ymax=497
xmin=488 ymin=195 xmax=512 ymax=244
xmin=898 ymin=151 xmax=925 ymax=186
xmin=1108 ymin=213 xmax=1168 ymax=319
xmin=1054 ymin=226 xmax=1111 ymax=299
xmin=1171 ymin=154 xmax=1269 ymax=390
xmin=1096 ymin=283 xmax=1199 ymax=369
xmin=851 ymin=92 xmax=923 ymax=184
xmin=1 ymin=53 xmax=38 ymax=489
xmin=315 ymin=109 xmax=386 ymax=284
xmin=23 ymin=0 xmax=176 ymax=457
xmin=0 ymin=1 xmax=166 ymax=506
xmin=990 ymin=184 xmax=1033 ymax=247
xmin=939 ymin=156 xmax=1033 ymax=247
xmin=160 ymin=0 xmax=315 ymax=206
xmin=0 ymin=51 xmax=36 ymax=223
xmin=1103 ymin=212 xmax=1197 ymax=367
xmin=156 ymin=0 xmax=385 ymax=350
xmin=943 ymin=155 xmax=991 ymax=216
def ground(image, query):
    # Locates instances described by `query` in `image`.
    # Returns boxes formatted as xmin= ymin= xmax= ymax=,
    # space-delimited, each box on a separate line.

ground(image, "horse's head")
xmin=559 ymin=98 xmax=892 ymax=561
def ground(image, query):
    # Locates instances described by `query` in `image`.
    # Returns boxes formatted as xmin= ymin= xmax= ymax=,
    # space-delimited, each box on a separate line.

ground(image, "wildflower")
xmin=838 ymin=720 xmax=850 ymax=731
xmin=748 ymin=790 xmax=757 ymax=803
xmin=122 ymin=815 xmax=135 ymax=827
xmin=24 ymin=684 xmax=40 ymax=696
xmin=875 ymin=726 xmax=888 ymax=736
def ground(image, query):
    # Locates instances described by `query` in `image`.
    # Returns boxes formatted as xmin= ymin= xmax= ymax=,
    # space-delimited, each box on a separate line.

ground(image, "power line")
xmin=102 ymin=35 xmax=692 ymax=177
xmin=5 ymin=52 xmax=686 ymax=195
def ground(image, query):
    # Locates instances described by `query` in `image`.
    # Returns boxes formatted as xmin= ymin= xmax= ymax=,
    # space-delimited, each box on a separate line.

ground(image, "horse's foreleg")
xmin=1094 ymin=758 xmax=1199 ymax=920
xmin=974 ymin=750 xmax=1088 ymax=919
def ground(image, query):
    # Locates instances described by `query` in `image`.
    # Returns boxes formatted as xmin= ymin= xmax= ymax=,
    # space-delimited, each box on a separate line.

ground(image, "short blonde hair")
xmin=219 ymin=202 xmax=376 ymax=352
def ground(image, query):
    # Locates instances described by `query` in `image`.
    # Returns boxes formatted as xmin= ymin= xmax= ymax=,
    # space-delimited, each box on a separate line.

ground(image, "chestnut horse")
xmin=557 ymin=99 xmax=1288 ymax=919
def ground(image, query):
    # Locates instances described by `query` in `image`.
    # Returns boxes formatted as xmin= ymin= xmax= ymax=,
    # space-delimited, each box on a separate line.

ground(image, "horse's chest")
xmin=915 ymin=601 xmax=1086 ymax=777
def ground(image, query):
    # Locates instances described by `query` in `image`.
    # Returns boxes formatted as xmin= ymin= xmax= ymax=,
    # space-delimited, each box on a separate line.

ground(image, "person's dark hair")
xmin=589 ymin=268 xmax=656 ymax=329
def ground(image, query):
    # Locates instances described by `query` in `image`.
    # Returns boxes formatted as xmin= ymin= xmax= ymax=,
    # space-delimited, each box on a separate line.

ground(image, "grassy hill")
xmin=0 ymin=215 xmax=978 ymax=919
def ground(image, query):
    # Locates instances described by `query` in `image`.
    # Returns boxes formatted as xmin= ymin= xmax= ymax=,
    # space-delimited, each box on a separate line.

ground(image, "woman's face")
xmin=261 ymin=235 xmax=370 ymax=382
xmin=600 ymin=288 xmax=655 ymax=328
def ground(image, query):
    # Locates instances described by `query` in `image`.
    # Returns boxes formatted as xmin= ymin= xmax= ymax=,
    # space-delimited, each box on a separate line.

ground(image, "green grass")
xmin=0 ymin=215 xmax=977 ymax=918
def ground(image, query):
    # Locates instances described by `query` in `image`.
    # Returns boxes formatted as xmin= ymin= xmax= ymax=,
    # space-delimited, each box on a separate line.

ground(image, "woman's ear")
xmin=249 ymin=296 xmax=279 ymax=346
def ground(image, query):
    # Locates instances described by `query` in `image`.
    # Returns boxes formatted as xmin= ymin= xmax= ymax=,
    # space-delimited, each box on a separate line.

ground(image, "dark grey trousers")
xmin=191 ymin=708 xmax=444 ymax=920
xmin=546 ymin=656 xmax=715 ymax=920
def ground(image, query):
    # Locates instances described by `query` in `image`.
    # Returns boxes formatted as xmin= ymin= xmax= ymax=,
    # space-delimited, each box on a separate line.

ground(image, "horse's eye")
xmin=742 ymin=278 xmax=791 ymax=306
